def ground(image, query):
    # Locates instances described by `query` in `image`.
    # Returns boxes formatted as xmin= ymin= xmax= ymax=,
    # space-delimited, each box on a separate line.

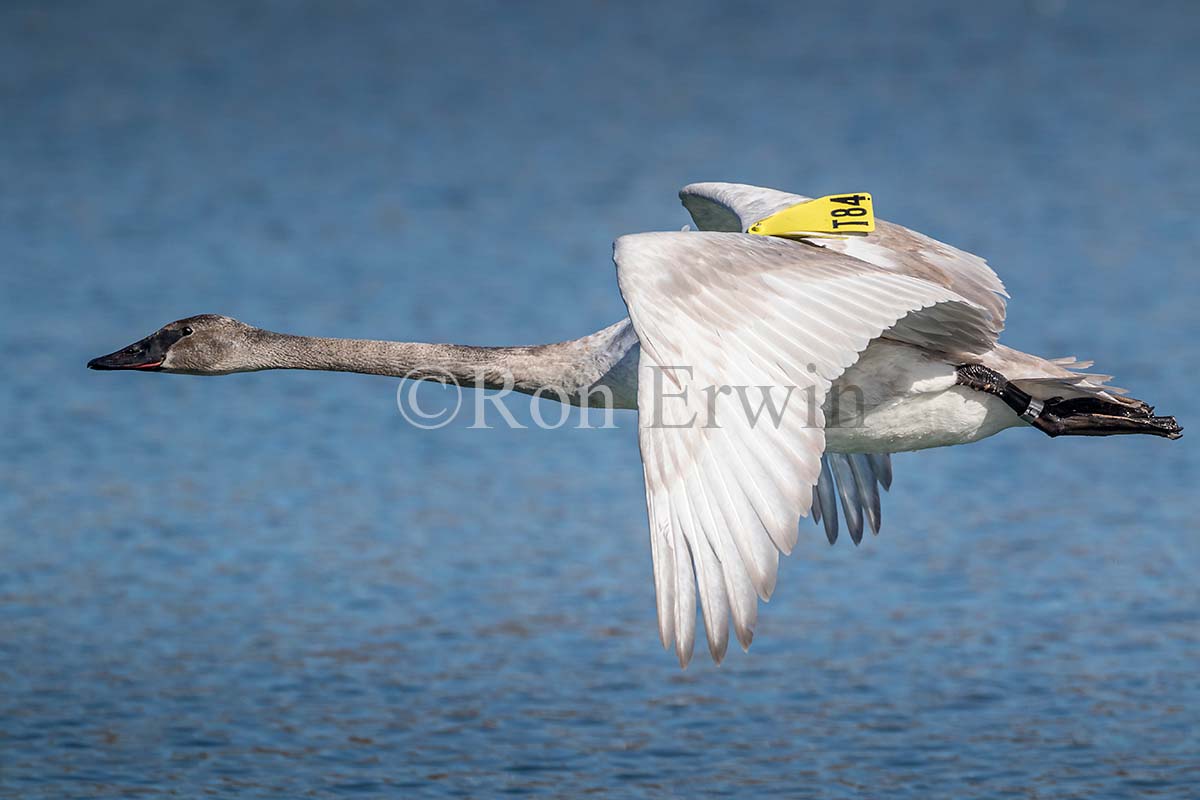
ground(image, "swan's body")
xmin=533 ymin=326 xmax=1018 ymax=453
xmin=88 ymin=182 xmax=1181 ymax=666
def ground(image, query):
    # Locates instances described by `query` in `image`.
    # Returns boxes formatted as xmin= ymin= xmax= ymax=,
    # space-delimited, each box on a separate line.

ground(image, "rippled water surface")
xmin=2 ymin=1 xmax=1198 ymax=797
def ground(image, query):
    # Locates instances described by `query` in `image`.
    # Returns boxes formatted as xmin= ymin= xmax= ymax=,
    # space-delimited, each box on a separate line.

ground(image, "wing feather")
xmin=849 ymin=453 xmax=882 ymax=536
xmin=868 ymin=453 xmax=893 ymax=490
xmin=680 ymin=182 xmax=1008 ymax=334
xmin=815 ymin=457 xmax=839 ymax=544
xmin=616 ymin=232 xmax=992 ymax=663
xmin=811 ymin=453 xmax=894 ymax=541
xmin=829 ymin=454 xmax=865 ymax=545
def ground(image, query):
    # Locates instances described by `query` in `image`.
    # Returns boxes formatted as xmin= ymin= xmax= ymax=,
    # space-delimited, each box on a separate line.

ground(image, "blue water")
xmin=2 ymin=1 xmax=1198 ymax=796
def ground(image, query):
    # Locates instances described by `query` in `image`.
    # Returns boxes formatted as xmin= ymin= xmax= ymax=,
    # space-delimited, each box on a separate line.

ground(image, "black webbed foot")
xmin=956 ymin=363 xmax=1182 ymax=441
xmin=1033 ymin=395 xmax=1182 ymax=439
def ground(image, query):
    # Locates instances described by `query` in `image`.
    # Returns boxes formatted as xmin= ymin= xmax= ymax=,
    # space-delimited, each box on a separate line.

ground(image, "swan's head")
xmin=87 ymin=314 xmax=259 ymax=375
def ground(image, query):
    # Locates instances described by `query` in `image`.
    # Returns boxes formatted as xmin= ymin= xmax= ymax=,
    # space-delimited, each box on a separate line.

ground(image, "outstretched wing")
xmin=679 ymin=181 xmax=1009 ymax=331
xmin=614 ymin=232 xmax=994 ymax=666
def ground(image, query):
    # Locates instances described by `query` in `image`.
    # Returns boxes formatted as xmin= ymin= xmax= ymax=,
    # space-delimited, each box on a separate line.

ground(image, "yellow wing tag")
xmin=747 ymin=193 xmax=875 ymax=239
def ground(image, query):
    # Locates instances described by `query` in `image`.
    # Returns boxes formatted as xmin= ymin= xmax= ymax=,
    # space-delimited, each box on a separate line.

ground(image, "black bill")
xmin=87 ymin=327 xmax=187 ymax=371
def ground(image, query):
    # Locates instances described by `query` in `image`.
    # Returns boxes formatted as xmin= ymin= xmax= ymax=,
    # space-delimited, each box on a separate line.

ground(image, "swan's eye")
xmin=181 ymin=326 xmax=194 ymax=336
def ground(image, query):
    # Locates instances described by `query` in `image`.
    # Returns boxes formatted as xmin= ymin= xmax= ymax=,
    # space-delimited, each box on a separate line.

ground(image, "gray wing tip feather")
xmin=815 ymin=453 xmax=893 ymax=545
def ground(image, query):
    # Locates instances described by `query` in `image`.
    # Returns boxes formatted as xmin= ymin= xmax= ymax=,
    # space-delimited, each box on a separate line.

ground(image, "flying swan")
xmin=89 ymin=182 xmax=1181 ymax=666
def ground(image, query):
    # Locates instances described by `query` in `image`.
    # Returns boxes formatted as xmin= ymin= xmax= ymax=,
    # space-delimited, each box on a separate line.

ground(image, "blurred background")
xmin=2 ymin=1 xmax=1197 ymax=797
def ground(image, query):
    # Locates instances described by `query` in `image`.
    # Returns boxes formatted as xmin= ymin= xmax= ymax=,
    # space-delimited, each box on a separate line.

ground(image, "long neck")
xmin=244 ymin=320 xmax=636 ymax=399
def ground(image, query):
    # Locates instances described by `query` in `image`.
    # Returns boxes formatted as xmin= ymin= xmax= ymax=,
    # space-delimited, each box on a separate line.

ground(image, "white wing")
xmin=615 ymin=232 xmax=994 ymax=666
xmin=679 ymin=183 xmax=1011 ymax=546
xmin=679 ymin=181 xmax=1009 ymax=330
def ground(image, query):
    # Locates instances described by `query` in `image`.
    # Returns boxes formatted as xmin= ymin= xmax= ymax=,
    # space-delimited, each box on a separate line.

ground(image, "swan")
xmin=88 ymin=182 xmax=1181 ymax=666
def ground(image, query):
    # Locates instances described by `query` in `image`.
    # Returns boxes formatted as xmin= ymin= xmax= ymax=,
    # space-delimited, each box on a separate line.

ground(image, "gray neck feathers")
xmin=244 ymin=320 xmax=637 ymax=402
